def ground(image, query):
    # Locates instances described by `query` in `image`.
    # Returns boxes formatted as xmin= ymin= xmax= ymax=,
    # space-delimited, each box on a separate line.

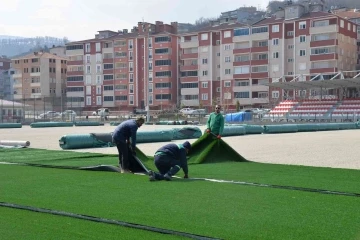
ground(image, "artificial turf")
xmin=1 ymin=164 xmax=360 ymax=240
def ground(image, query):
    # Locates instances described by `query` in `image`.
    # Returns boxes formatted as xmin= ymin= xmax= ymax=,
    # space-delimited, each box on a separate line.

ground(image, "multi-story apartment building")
xmin=65 ymin=21 xmax=179 ymax=112
xmin=0 ymin=57 xmax=11 ymax=71
xmin=179 ymin=2 xmax=358 ymax=109
xmin=11 ymin=52 xmax=67 ymax=109
xmin=0 ymin=57 xmax=13 ymax=100
xmin=332 ymin=8 xmax=360 ymax=70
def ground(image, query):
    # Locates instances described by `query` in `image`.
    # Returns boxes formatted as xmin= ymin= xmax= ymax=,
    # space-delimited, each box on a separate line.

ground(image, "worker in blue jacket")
xmin=148 ymin=141 xmax=191 ymax=181
xmin=112 ymin=117 xmax=145 ymax=173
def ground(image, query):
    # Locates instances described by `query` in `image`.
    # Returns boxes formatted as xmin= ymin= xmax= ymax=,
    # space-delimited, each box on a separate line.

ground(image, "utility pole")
xmin=142 ymin=20 xmax=151 ymax=123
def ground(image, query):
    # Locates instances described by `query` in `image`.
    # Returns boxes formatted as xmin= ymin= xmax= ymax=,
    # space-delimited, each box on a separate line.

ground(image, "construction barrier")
xmin=0 ymin=123 xmax=22 ymax=128
xmin=30 ymin=122 xmax=74 ymax=128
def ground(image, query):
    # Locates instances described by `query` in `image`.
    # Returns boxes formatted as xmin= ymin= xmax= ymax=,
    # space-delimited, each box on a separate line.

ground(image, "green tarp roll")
xmin=172 ymin=127 xmax=202 ymax=140
xmin=0 ymin=123 xmax=22 ymax=128
xmin=222 ymin=126 xmax=246 ymax=136
xmin=30 ymin=122 xmax=73 ymax=128
xmin=59 ymin=133 xmax=113 ymax=149
xmin=337 ymin=123 xmax=357 ymax=130
xmin=137 ymin=129 xmax=174 ymax=143
xmin=74 ymin=121 xmax=101 ymax=126
xmin=263 ymin=124 xmax=298 ymax=134
xmin=316 ymin=123 xmax=340 ymax=131
xmin=296 ymin=124 xmax=319 ymax=132
xmin=244 ymin=125 xmax=264 ymax=134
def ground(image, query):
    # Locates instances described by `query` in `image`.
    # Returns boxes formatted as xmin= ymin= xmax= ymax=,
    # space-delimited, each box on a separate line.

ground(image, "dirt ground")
xmin=1 ymin=124 xmax=360 ymax=170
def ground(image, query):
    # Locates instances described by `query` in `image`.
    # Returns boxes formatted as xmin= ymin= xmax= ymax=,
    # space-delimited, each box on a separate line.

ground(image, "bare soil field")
xmin=1 ymin=124 xmax=359 ymax=170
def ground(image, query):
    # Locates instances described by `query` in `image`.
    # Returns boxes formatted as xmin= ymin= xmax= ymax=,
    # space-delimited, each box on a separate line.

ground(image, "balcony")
xmin=67 ymin=60 xmax=84 ymax=65
xmin=103 ymin=58 xmax=114 ymax=63
xmin=233 ymin=73 xmax=251 ymax=79
xmin=310 ymin=67 xmax=337 ymax=74
xmin=310 ymin=24 xmax=338 ymax=34
xmin=181 ymin=88 xmax=199 ymax=95
xmin=30 ymin=72 xmax=41 ymax=77
xmin=251 ymin=59 xmax=268 ymax=65
xmin=67 ymin=71 xmax=83 ymax=76
xmin=180 ymin=41 xmax=199 ymax=49
xmin=103 ymin=69 xmax=114 ymax=74
xmin=310 ymin=39 xmax=337 ymax=47
xmin=102 ymin=47 xmax=113 ymax=54
xmin=66 ymin=49 xmax=84 ymax=56
xmin=12 ymin=73 xmax=22 ymax=78
xmin=66 ymin=91 xmax=84 ymax=97
xmin=180 ymin=76 xmax=198 ymax=82
xmin=180 ymin=65 xmax=198 ymax=71
xmin=310 ymin=53 xmax=337 ymax=61
xmin=250 ymin=32 xmax=269 ymax=41
xmin=251 ymin=72 xmax=268 ymax=78
xmin=181 ymin=53 xmax=198 ymax=59
xmin=233 ymin=48 xmax=250 ymax=54
xmin=233 ymin=61 xmax=250 ymax=66
xmin=13 ymin=83 xmax=22 ymax=87
xmin=251 ymin=46 xmax=268 ymax=53
xmin=233 ymin=35 xmax=251 ymax=42
xmin=30 ymin=82 xmax=41 ymax=87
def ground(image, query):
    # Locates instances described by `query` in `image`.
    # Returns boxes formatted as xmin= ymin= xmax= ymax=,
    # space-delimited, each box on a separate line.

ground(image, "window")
xmin=234 ymin=80 xmax=249 ymax=86
xmin=272 ymin=25 xmax=279 ymax=32
xmin=224 ymin=31 xmax=231 ymax=38
xmin=340 ymin=20 xmax=344 ymax=28
xmin=225 ymin=69 xmax=231 ymax=75
xmin=149 ymin=94 xmax=153 ymax=105
xmin=272 ymin=91 xmax=279 ymax=98
xmin=128 ymin=39 xmax=133 ymax=49
xmin=273 ymin=38 xmax=279 ymax=45
xmin=353 ymin=25 xmax=356 ymax=32
xmin=251 ymin=26 xmax=268 ymax=34
xmin=273 ymin=52 xmax=279 ymax=59
xmin=96 ymin=53 xmax=102 ymax=62
xmin=86 ymin=65 xmax=91 ymax=74
xmin=201 ymin=33 xmax=208 ymax=40
xmin=86 ymin=96 xmax=91 ymax=106
xmin=155 ymin=48 xmax=169 ymax=54
xmin=96 ymin=96 xmax=102 ymax=105
xmin=148 ymin=38 xmax=152 ymax=48
xmin=348 ymin=23 xmax=351 ymax=31
xmin=156 ymin=71 xmax=172 ymax=77
xmin=287 ymin=72 xmax=294 ymax=75
xmin=224 ymin=81 xmax=231 ymax=87
xmin=202 ymin=70 xmax=208 ymax=76
xmin=216 ymin=87 xmax=220 ymax=92
xmin=104 ymin=85 xmax=113 ymax=91
xmin=201 ymin=94 xmax=208 ymax=100
xmin=252 ymin=65 xmax=268 ymax=72
xmin=224 ymin=44 xmax=231 ymax=50
xmin=96 ymin=75 xmax=102 ymax=84
xmin=202 ymin=82 xmax=208 ymax=88
xmin=104 ymin=64 xmax=113 ymax=69
xmin=128 ymin=51 xmax=133 ymax=60
xmin=234 ymin=66 xmax=250 ymax=74
xmin=148 ymin=62 xmax=152 ymax=70
xmin=288 ymin=45 xmax=294 ymax=49
xmin=216 ymin=40 xmax=220 ymax=45
xmin=181 ymin=83 xmax=198 ymax=88
xmin=129 ymin=62 xmax=134 ymax=72
xmin=96 ymin=86 xmax=101 ymax=94
xmin=225 ymin=56 xmax=231 ymax=62
xmin=67 ymin=76 xmax=84 ymax=82
xmin=299 ymin=21 xmax=306 ymax=29
xmin=234 ymin=28 xmax=249 ymax=36
xmin=85 ymin=43 xmax=90 ymax=53
xmin=154 ymin=36 xmax=170 ymax=42
xmin=258 ymin=41 xmax=268 ymax=47
xmin=287 ymin=31 xmax=294 ymax=36
xmin=155 ymin=82 xmax=171 ymax=88
xmin=288 ymin=58 xmax=294 ymax=62
xmin=129 ymin=84 xmax=134 ymax=94
xmin=103 ymin=75 xmax=113 ymax=80
xmin=129 ymin=73 xmax=134 ymax=82
xmin=202 ymin=58 xmax=208 ymax=64
xmin=86 ymin=55 xmax=90 ymax=63
xmin=300 ymin=35 xmax=306 ymax=43
xmin=86 ymin=75 xmax=91 ymax=85
xmin=96 ymin=65 xmax=101 ymax=73
xmin=149 ymin=83 xmax=153 ymax=93
xmin=156 ymin=94 xmax=171 ymax=100
xmin=129 ymin=95 xmax=134 ymax=105
xmin=234 ymin=55 xmax=250 ymax=62
xmin=299 ymin=50 xmax=306 ymax=56
xmin=96 ymin=42 xmax=101 ymax=52
xmin=66 ymin=45 xmax=83 ymax=50
xmin=234 ymin=92 xmax=249 ymax=98
xmin=103 ymin=96 xmax=113 ymax=102
xmin=149 ymin=72 xmax=153 ymax=82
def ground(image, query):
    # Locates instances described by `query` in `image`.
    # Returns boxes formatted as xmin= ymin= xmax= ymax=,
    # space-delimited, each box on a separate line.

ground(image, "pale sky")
xmin=0 ymin=0 xmax=269 ymax=41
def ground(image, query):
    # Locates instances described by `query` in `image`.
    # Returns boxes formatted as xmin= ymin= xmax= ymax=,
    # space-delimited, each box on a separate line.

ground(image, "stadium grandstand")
xmin=262 ymin=70 xmax=360 ymax=122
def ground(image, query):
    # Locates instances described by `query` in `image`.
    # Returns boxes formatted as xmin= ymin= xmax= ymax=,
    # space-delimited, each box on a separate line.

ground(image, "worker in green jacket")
xmin=206 ymin=105 xmax=224 ymax=139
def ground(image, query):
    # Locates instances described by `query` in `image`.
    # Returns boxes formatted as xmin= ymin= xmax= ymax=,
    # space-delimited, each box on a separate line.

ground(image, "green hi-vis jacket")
xmin=206 ymin=112 xmax=225 ymax=135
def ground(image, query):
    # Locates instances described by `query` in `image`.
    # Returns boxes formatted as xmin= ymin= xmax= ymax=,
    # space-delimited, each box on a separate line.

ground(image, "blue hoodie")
xmin=155 ymin=143 xmax=189 ymax=174
xmin=112 ymin=120 xmax=139 ymax=149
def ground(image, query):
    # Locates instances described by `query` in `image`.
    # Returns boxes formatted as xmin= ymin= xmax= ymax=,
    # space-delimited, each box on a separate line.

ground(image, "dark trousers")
xmin=116 ymin=141 xmax=129 ymax=170
xmin=154 ymin=155 xmax=181 ymax=180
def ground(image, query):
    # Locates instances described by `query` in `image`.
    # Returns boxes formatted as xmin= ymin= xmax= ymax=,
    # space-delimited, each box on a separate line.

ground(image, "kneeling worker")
xmin=148 ymin=141 xmax=191 ymax=181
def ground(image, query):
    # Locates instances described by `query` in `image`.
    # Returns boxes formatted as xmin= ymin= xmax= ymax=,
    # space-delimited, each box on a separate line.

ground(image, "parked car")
xmin=60 ymin=110 xmax=77 ymax=119
xmin=38 ymin=111 xmax=60 ymax=119
xmin=179 ymin=108 xmax=195 ymax=114
xmin=188 ymin=109 xmax=207 ymax=115
xmin=92 ymin=108 xmax=110 ymax=116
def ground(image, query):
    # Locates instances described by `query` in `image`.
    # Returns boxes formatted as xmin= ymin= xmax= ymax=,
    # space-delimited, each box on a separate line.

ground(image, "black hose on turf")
xmin=0 ymin=202 xmax=222 ymax=240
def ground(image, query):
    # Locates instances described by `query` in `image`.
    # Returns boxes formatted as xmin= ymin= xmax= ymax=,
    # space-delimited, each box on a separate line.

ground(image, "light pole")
xmin=142 ymin=21 xmax=151 ymax=123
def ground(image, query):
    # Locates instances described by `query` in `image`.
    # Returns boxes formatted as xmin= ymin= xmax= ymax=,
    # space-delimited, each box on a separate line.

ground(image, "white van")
xmin=92 ymin=108 xmax=110 ymax=116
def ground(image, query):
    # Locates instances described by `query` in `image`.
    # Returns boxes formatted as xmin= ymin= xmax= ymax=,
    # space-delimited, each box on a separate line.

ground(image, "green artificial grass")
xmin=188 ymin=133 xmax=248 ymax=163
xmin=0 ymin=207 xmax=182 ymax=240
xmin=1 ymin=165 xmax=360 ymax=240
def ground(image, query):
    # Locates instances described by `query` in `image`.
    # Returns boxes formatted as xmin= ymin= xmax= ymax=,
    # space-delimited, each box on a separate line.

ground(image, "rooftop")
xmin=333 ymin=9 xmax=360 ymax=20
xmin=11 ymin=52 xmax=68 ymax=61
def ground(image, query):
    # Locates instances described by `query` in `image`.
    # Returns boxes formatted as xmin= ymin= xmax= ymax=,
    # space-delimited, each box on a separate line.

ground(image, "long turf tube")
xmin=171 ymin=176 xmax=360 ymax=198
xmin=0 ymin=202 xmax=222 ymax=240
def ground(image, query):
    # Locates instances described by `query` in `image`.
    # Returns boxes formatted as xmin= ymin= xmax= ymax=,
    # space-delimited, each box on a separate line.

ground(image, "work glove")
xmin=217 ymin=135 xmax=221 ymax=139
xmin=184 ymin=174 xmax=189 ymax=179
xmin=206 ymin=129 xmax=211 ymax=134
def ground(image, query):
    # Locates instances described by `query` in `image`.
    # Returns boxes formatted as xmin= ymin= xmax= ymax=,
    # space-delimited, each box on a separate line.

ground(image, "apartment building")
xmin=65 ymin=21 xmax=179 ymax=112
xmin=11 ymin=52 xmax=68 ymax=104
xmin=332 ymin=8 xmax=360 ymax=70
xmin=0 ymin=57 xmax=13 ymax=100
xmin=0 ymin=57 xmax=11 ymax=71
xmin=179 ymin=2 xmax=358 ymax=109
